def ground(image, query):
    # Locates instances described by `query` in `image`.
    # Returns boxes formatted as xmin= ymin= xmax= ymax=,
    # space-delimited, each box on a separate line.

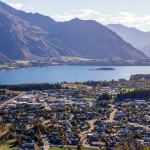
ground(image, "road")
xmin=89 ymin=101 xmax=93 ymax=108
xmin=69 ymin=114 xmax=74 ymax=121
xmin=79 ymin=104 xmax=117 ymax=147
xmin=107 ymin=105 xmax=117 ymax=122
xmin=107 ymin=105 xmax=150 ymax=132
xmin=0 ymin=92 xmax=25 ymax=109
xmin=79 ymin=119 xmax=96 ymax=147
xmin=42 ymin=134 xmax=50 ymax=150
xmin=43 ymin=142 xmax=49 ymax=150
xmin=128 ymin=122 xmax=150 ymax=131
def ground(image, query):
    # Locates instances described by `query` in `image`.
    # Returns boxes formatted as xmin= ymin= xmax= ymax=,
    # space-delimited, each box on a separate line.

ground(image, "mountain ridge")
xmin=107 ymin=24 xmax=150 ymax=57
xmin=0 ymin=1 xmax=147 ymax=61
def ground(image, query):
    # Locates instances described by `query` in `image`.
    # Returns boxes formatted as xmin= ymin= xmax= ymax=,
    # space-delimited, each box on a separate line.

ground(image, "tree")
xmin=98 ymin=93 xmax=112 ymax=101
xmin=76 ymin=144 xmax=82 ymax=150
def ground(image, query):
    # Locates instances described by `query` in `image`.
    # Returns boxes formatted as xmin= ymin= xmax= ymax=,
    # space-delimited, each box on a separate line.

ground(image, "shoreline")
xmin=1 ymin=64 xmax=150 ymax=72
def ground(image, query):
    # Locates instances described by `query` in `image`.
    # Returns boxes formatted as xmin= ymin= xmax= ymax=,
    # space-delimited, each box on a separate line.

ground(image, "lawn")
xmin=122 ymin=88 xmax=135 ymax=92
xmin=111 ymin=88 xmax=135 ymax=95
xmin=111 ymin=92 xmax=119 ymax=95
xmin=0 ymin=139 xmax=18 ymax=150
xmin=49 ymin=146 xmax=100 ymax=150
xmin=82 ymin=98 xmax=95 ymax=101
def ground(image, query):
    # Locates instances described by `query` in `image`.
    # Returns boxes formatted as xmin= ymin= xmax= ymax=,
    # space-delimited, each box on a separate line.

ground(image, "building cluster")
xmin=0 ymin=79 xmax=150 ymax=149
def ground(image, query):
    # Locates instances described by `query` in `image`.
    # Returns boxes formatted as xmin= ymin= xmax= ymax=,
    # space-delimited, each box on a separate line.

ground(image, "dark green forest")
xmin=0 ymin=83 xmax=62 ymax=91
xmin=116 ymin=89 xmax=150 ymax=101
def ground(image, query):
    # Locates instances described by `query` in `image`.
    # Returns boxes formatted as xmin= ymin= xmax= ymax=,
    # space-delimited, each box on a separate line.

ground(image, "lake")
xmin=0 ymin=66 xmax=150 ymax=84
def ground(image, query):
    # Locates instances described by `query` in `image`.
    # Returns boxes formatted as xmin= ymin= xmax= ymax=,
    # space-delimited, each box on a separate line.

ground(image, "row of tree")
xmin=116 ymin=89 xmax=150 ymax=101
xmin=98 ymin=93 xmax=112 ymax=101
xmin=0 ymin=83 xmax=62 ymax=91
xmin=130 ymin=74 xmax=150 ymax=80
xmin=83 ymin=80 xmax=114 ymax=87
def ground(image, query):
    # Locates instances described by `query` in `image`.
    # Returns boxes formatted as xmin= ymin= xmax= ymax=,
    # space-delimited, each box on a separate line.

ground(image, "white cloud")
xmin=52 ymin=9 xmax=109 ymax=22
xmin=8 ymin=3 xmax=23 ymax=9
xmin=28 ymin=4 xmax=34 ymax=10
xmin=52 ymin=14 xmax=74 ymax=21
xmin=80 ymin=9 xmax=101 ymax=16
xmin=52 ymin=10 xmax=150 ymax=31
xmin=111 ymin=12 xmax=150 ymax=31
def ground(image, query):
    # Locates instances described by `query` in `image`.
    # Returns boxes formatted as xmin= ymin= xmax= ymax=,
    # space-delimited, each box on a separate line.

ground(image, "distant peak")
xmin=70 ymin=18 xmax=81 ymax=22
xmin=107 ymin=23 xmax=127 ymax=28
xmin=107 ymin=23 xmax=147 ymax=33
xmin=70 ymin=18 xmax=99 ymax=24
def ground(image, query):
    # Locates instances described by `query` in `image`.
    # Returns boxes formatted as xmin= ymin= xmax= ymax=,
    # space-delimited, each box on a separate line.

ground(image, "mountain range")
xmin=107 ymin=24 xmax=150 ymax=57
xmin=0 ymin=1 xmax=147 ymax=62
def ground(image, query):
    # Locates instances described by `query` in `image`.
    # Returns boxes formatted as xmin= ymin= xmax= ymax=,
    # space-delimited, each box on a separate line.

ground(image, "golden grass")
xmin=0 ymin=139 xmax=18 ymax=150
xmin=0 ymin=124 xmax=12 ymax=137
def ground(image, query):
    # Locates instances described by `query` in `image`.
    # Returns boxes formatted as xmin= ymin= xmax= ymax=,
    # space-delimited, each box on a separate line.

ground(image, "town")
xmin=0 ymin=74 xmax=150 ymax=150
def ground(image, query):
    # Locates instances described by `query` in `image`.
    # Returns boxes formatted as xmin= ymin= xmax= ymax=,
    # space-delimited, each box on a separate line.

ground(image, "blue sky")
xmin=1 ymin=0 xmax=150 ymax=31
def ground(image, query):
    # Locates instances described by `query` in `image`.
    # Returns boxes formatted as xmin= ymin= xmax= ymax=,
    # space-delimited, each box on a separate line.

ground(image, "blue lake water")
xmin=0 ymin=66 xmax=149 ymax=84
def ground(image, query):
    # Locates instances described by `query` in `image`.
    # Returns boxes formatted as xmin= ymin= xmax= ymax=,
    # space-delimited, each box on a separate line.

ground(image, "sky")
xmin=1 ymin=0 xmax=150 ymax=31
